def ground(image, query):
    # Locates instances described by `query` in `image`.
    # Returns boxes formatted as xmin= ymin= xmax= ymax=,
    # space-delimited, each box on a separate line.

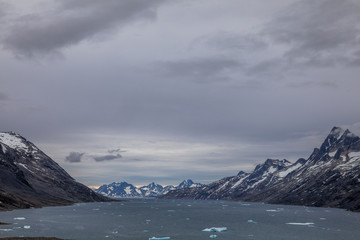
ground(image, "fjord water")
xmin=1 ymin=199 xmax=360 ymax=240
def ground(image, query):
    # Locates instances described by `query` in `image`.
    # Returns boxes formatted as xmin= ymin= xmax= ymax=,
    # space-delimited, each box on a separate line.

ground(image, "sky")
xmin=1 ymin=0 xmax=360 ymax=187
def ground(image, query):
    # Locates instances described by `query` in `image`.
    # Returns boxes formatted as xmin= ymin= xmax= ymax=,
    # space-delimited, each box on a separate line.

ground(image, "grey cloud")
xmin=93 ymin=153 xmax=122 ymax=162
xmin=194 ymin=0 xmax=360 ymax=77
xmin=2 ymin=0 xmax=165 ymax=58
xmin=0 ymin=92 xmax=9 ymax=101
xmin=264 ymin=0 xmax=360 ymax=67
xmin=0 ymin=1 xmax=9 ymax=19
xmin=65 ymin=152 xmax=84 ymax=163
xmin=160 ymin=58 xmax=240 ymax=83
xmin=108 ymin=148 xmax=126 ymax=154
xmin=193 ymin=31 xmax=268 ymax=53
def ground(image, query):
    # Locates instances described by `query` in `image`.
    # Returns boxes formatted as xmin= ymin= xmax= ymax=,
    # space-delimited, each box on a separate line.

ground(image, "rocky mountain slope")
xmin=162 ymin=127 xmax=360 ymax=211
xmin=96 ymin=179 xmax=203 ymax=198
xmin=0 ymin=132 xmax=111 ymax=211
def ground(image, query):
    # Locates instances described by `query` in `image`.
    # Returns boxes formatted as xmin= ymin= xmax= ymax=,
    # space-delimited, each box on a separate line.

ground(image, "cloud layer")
xmin=1 ymin=0 xmax=360 ymax=186
xmin=1 ymin=0 xmax=164 ymax=57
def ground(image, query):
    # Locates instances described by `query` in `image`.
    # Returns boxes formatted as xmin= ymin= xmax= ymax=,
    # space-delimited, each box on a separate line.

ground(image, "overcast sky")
xmin=1 ymin=0 xmax=360 ymax=187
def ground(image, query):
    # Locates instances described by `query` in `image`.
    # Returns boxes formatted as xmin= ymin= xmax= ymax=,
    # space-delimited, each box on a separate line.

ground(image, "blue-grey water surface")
xmin=1 ymin=199 xmax=360 ymax=240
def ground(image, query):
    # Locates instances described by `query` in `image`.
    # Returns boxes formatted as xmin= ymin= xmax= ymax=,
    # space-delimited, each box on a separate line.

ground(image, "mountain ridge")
xmin=162 ymin=127 xmax=360 ymax=211
xmin=96 ymin=179 xmax=203 ymax=198
xmin=0 ymin=131 xmax=112 ymax=211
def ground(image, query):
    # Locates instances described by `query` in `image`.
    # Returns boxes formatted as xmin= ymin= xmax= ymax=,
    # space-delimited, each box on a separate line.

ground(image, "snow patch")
xmin=124 ymin=186 xmax=132 ymax=195
xmin=267 ymin=166 xmax=277 ymax=174
xmin=278 ymin=163 xmax=302 ymax=178
xmin=328 ymin=151 xmax=337 ymax=158
xmin=231 ymin=176 xmax=247 ymax=189
xmin=0 ymin=133 xmax=28 ymax=151
xmin=349 ymin=151 xmax=360 ymax=159
xmin=17 ymin=163 xmax=34 ymax=174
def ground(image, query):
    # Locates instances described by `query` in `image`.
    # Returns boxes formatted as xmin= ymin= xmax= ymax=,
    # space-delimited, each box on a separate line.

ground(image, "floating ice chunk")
xmin=241 ymin=203 xmax=251 ymax=206
xmin=266 ymin=209 xmax=278 ymax=212
xmin=0 ymin=229 xmax=13 ymax=232
xmin=286 ymin=222 xmax=314 ymax=226
xmin=13 ymin=217 xmax=26 ymax=220
xmin=24 ymin=226 xmax=31 ymax=229
xmin=92 ymin=208 xmax=100 ymax=211
xmin=320 ymin=218 xmax=326 ymax=220
xmin=12 ymin=227 xmax=22 ymax=230
xmin=202 ymin=227 xmax=227 ymax=232
xmin=248 ymin=220 xmax=256 ymax=223
xmin=149 ymin=237 xmax=170 ymax=240
xmin=186 ymin=218 xmax=190 ymax=221
xmin=209 ymin=235 xmax=218 ymax=238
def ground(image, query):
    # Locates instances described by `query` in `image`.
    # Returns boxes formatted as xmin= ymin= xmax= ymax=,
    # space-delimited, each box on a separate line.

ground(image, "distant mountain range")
xmin=96 ymin=179 xmax=203 ymax=198
xmin=162 ymin=127 xmax=360 ymax=211
xmin=0 ymin=132 xmax=111 ymax=211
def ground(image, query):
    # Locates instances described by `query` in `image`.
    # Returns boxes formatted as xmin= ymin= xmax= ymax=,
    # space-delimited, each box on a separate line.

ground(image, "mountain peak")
xmin=0 ymin=132 xmax=110 ymax=210
xmin=237 ymin=170 xmax=246 ymax=176
xmin=307 ymin=127 xmax=360 ymax=163
xmin=329 ymin=126 xmax=345 ymax=138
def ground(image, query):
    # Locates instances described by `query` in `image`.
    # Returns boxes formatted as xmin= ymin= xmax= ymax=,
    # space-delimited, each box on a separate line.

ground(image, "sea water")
xmin=1 ymin=199 xmax=360 ymax=240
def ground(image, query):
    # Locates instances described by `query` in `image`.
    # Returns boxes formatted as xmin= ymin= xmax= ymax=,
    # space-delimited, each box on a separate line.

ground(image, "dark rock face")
xmin=96 ymin=179 xmax=204 ymax=198
xmin=162 ymin=127 xmax=360 ymax=211
xmin=0 ymin=132 xmax=111 ymax=211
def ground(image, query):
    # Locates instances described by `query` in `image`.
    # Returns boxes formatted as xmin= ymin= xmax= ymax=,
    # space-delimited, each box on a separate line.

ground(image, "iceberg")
xmin=202 ymin=227 xmax=227 ymax=232
xmin=209 ymin=235 xmax=218 ymax=238
xmin=149 ymin=237 xmax=170 ymax=240
xmin=24 ymin=225 xmax=31 ymax=229
xmin=286 ymin=222 xmax=314 ymax=226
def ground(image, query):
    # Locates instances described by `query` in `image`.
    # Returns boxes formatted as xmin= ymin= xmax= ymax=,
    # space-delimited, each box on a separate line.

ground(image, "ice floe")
xmin=202 ymin=227 xmax=227 ymax=232
xmin=24 ymin=225 xmax=31 ymax=229
xmin=286 ymin=222 xmax=314 ymax=226
xmin=149 ymin=237 xmax=170 ymax=240
xmin=209 ymin=235 xmax=218 ymax=238
xmin=13 ymin=217 xmax=26 ymax=220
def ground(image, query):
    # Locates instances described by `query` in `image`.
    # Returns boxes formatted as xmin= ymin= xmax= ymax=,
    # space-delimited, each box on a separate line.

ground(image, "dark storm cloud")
xmin=264 ymin=0 xmax=360 ymax=67
xmin=93 ymin=153 xmax=122 ymax=162
xmin=2 ymin=0 xmax=165 ymax=58
xmin=65 ymin=152 xmax=84 ymax=163
xmin=160 ymin=58 xmax=240 ymax=83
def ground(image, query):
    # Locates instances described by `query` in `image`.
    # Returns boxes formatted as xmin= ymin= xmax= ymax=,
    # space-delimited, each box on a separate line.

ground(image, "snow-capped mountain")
xmin=162 ymin=127 xmax=360 ymax=211
xmin=0 ymin=132 xmax=111 ymax=210
xmin=96 ymin=179 xmax=204 ymax=198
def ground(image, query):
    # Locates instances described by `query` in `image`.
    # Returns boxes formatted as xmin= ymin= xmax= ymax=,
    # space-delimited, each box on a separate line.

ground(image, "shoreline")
xmin=0 ymin=238 xmax=65 ymax=240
